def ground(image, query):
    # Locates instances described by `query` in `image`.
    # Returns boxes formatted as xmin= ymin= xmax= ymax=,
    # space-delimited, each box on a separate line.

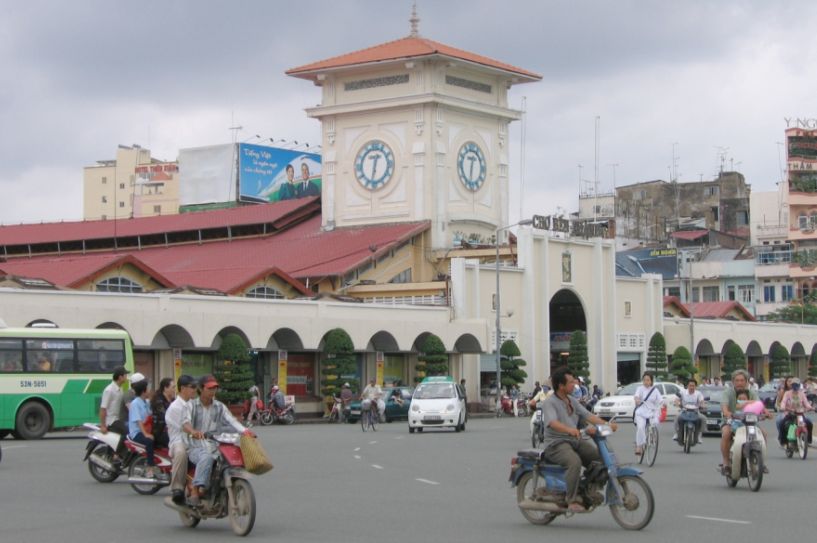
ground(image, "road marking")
xmin=354 ymin=455 xmax=361 ymax=460
xmin=394 ymin=436 xmax=404 ymax=440
xmin=2 ymin=445 xmax=27 ymax=450
xmin=354 ymin=447 xmax=360 ymax=451
xmin=371 ymin=464 xmax=384 ymax=470
xmin=686 ymin=515 xmax=750 ymax=525
xmin=415 ymin=478 xmax=440 ymax=485
xmin=368 ymin=441 xmax=377 ymax=444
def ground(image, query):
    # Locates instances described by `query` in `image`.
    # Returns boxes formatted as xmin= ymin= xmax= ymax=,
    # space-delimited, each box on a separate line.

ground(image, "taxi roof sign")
xmin=421 ymin=376 xmax=454 ymax=383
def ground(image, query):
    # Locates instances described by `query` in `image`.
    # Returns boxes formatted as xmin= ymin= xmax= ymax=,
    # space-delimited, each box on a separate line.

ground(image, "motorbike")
xmin=783 ymin=411 xmax=810 ymax=460
xmin=259 ymin=404 xmax=295 ymax=425
xmin=676 ymin=404 xmax=701 ymax=454
xmin=83 ymin=422 xmax=171 ymax=494
xmin=530 ymin=403 xmax=545 ymax=448
xmin=162 ymin=432 xmax=257 ymax=536
xmin=509 ymin=422 xmax=654 ymax=530
xmin=497 ymin=394 xmax=528 ymax=417
xmin=723 ymin=410 xmax=766 ymax=492
xmin=327 ymin=396 xmax=345 ymax=423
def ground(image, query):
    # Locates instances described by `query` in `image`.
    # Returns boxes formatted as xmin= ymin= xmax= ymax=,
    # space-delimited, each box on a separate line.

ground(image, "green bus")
xmin=0 ymin=326 xmax=134 ymax=439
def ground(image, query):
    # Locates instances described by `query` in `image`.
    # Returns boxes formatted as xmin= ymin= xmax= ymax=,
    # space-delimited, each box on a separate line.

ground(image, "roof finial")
xmin=409 ymin=1 xmax=420 ymax=37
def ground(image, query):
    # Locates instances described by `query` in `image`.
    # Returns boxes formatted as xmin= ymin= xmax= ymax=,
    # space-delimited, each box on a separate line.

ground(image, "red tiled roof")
xmin=287 ymin=36 xmax=541 ymax=81
xmin=663 ymin=295 xmax=690 ymax=317
xmin=0 ymin=197 xmax=319 ymax=246
xmin=0 ymin=216 xmax=430 ymax=293
xmin=685 ymin=301 xmax=755 ymax=321
xmin=671 ymin=230 xmax=708 ymax=241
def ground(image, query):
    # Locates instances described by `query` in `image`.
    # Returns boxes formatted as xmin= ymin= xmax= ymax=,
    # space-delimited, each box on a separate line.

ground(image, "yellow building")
xmin=83 ymin=144 xmax=179 ymax=220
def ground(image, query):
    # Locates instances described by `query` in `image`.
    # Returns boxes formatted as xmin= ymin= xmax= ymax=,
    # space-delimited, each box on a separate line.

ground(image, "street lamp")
xmin=495 ymin=218 xmax=534 ymax=413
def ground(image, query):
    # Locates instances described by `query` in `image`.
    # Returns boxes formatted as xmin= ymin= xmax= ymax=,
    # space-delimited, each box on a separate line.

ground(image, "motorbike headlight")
xmin=744 ymin=413 xmax=758 ymax=423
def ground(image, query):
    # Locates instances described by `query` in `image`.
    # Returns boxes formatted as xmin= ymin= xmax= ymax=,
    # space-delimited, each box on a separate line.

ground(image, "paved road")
xmin=1 ymin=417 xmax=815 ymax=542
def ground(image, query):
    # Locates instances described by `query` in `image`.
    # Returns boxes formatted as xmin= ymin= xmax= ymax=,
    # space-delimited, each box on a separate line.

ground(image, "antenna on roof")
xmin=409 ymin=1 xmax=420 ymax=37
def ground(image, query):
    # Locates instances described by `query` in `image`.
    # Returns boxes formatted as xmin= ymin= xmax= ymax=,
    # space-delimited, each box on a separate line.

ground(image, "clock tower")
xmin=287 ymin=18 xmax=541 ymax=249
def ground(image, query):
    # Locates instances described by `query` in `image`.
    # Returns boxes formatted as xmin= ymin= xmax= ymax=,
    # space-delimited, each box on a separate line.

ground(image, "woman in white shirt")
xmin=633 ymin=372 xmax=663 ymax=456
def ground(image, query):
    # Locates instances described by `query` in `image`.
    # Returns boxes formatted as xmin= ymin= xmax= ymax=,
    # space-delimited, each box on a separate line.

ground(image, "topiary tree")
xmin=567 ymin=330 xmax=590 ymax=384
xmin=646 ymin=332 xmax=668 ymax=381
xmin=500 ymin=339 xmax=527 ymax=390
xmin=322 ymin=328 xmax=357 ymax=398
xmin=722 ymin=343 xmax=746 ymax=378
xmin=416 ymin=334 xmax=448 ymax=381
xmin=213 ymin=333 xmax=254 ymax=405
xmin=809 ymin=351 xmax=817 ymax=379
xmin=770 ymin=344 xmax=791 ymax=379
xmin=669 ymin=346 xmax=696 ymax=382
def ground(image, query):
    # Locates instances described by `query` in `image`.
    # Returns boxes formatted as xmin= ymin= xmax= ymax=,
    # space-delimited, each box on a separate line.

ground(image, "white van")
xmin=408 ymin=376 xmax=467 ymax=433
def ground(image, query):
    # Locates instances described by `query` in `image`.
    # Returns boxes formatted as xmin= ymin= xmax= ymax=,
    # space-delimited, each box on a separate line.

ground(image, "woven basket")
xmin=240 ymin=435 xmax=273 ymax=475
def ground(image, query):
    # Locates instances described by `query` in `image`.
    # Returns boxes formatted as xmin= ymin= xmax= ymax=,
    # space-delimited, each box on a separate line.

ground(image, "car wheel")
xmin=409 ymin=426 xmax=415 ymax=434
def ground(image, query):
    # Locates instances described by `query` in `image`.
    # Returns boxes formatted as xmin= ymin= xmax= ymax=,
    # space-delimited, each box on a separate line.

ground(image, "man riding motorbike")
xmin=187 ymin=375 xmax=253 ymax=506
xmin=673 ymin=378 xmax=706 ymax=445
xmin=541 ymin=367 xmax=618 ymax=513
xmin=165 ymin=374 xmax=201 ymax=505
xmin=720 ymin=369 xmax=768 ymax=476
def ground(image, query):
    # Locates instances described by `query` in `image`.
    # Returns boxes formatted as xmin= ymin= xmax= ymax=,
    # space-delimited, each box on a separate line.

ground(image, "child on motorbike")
xmin=128 ymin=379 xmax=157 ymax=479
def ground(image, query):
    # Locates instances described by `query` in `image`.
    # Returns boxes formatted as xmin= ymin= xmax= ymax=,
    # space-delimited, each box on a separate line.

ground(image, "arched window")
xmin=246 ymin=286 xmax=285 ymax=300
xmin=96 ymin=276 xmax=143 ymax=293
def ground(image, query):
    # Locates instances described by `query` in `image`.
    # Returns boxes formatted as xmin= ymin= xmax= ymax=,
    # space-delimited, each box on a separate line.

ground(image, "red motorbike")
xmin=496 ymin=394 xmax=529 ymax=417
xmin=163 ymin=432 xmax=257 ymax=536
xmin=259 ymin=404 xmax=295 ymax=425
xmin=124 ymin=437 xmax=172 ymax=495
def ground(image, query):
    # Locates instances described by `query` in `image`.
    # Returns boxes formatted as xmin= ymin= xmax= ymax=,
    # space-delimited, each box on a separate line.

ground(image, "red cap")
xmin=199 ymin=374 xmax=219 ymax=389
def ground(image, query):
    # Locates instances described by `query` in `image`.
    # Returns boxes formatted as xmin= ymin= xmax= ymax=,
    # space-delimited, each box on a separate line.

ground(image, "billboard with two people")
xmin=238 ymin=143 xmax=322 ymax=203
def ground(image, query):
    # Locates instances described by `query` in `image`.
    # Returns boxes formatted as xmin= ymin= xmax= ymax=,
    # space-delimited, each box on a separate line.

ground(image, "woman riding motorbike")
xmin=779 ymin=379 xmax=814 ymax=446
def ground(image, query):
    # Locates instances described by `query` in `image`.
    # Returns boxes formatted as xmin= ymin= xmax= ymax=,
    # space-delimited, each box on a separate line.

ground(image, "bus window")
xmin=0 ymin=351 xmax=23 ymax=372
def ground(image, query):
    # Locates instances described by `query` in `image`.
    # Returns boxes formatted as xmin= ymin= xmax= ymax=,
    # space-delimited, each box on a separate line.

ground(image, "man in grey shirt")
xmin=541 ymin=367 xmax=618 ymax=513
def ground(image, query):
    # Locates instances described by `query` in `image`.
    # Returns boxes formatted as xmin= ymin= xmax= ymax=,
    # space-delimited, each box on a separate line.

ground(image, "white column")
xmin=519 ymin=229 xmax=537 ymax=389
xmin=322 ymin=150 xmax=336 ymax=229
xmin=540 ymin=233 xmax=551 ymax=384
xmin=450 ymin=258 xmax=467 ymax=319
xmin=591 ymin=239 xmax=605 ymax=388
xmin=604 ymin=240 xmax=618 ymax=393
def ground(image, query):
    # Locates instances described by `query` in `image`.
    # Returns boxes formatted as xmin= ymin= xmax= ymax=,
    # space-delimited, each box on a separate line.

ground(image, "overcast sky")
xmin=1 ymin=0 xmax=815 ymax=225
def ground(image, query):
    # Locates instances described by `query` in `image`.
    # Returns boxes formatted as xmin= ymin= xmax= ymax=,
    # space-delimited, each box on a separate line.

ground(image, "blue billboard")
xmin=238 ymin=143 xmax=322 ymax=202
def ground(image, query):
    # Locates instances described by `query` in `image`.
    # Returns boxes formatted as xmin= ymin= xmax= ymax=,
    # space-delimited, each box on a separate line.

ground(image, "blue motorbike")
xmin=509 ymin=423 xmax=654 ymax=530
xmin=677 ymin=405 xmax=701 ymax=454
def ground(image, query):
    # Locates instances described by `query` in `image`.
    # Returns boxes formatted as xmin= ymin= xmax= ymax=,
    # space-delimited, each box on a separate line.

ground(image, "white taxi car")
xmin=408 ymin=376 xmax=467 ymax=433
xmin=593 ymin=381 xmax=683 ymax=421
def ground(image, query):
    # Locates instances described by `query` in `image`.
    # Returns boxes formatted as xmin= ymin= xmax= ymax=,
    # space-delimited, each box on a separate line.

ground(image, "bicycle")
xmin=637 ymin=417 xmax=659 ymax=467
xmin=361 ymin=399 xmax=378 ymax=432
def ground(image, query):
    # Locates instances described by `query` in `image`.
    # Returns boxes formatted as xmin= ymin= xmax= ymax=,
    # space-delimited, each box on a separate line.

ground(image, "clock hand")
xmin=369 ymin=154 xmax=381 ymax=180
xmin=467 ymin=155 xmax=477 ymax=180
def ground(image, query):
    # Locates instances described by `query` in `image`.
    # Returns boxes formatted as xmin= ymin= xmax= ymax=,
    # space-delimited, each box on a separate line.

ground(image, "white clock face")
xmin=354 ymin=140 xmax=395 ymax=190
xmin=457 ymin=142 xmax=486 ymax=191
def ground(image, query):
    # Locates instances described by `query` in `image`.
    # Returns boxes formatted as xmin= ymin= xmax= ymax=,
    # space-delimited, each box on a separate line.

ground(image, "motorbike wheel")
xmin=515 ymin=472 xmax=558 ymax=525
xmin=785 ymin=444 xmax=794 ymax=459
xmin=683 ymin=428 xmax=692 ymax=454
xmin=88 ymin=444 xmax=120 ymax=483
xmin=282 ymin=412 xmax=295 ymax=425
xmin=531 ymin=431 xmax=537 ymax=448
xmin=128 ymin=455 xmax=162 ymax=495
xmin=797 ymin=432 xmax=808 ymax=460
xmin=228 ymin=479 xmax=256 ymax=536
xmin=260 ymin=412 xmax=273 ymax=426
xmin=746 ymin=450 xmax=763 ymax=492
xmin=178 ymin=510 xmax=200 ymax=528
xmin=609 ymin=475 xmax=655 ymax=530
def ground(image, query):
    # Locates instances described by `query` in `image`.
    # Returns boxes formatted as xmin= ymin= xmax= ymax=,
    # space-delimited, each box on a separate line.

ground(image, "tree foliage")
xmin=416 ymin=334 xmax=448 ymax=381
xmin=214 ymin=333 xmax=254 ymax=404
xmin=767 ymin=295 xmax=817 ymax=325
xmin=500 ymin=339 xmax=527 ymax=390
xmin=321 ymin=328 xmax=357 ymax=397
xmin=722 ymin=343 xmax=746 ymax=378
xmin=770 ymin=344 xmax=791 ymax=379
xmin=646 ymin=332 xmax=668 ymax=381
xmin=566 ymin=330 xmax=590 ymax=384
xmin=669 ymin=346 xmax=696 ymax=381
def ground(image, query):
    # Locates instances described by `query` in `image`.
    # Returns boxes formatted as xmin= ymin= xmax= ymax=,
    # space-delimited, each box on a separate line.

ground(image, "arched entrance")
xmin=549 ymin=289 xmax=587 ymax=375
